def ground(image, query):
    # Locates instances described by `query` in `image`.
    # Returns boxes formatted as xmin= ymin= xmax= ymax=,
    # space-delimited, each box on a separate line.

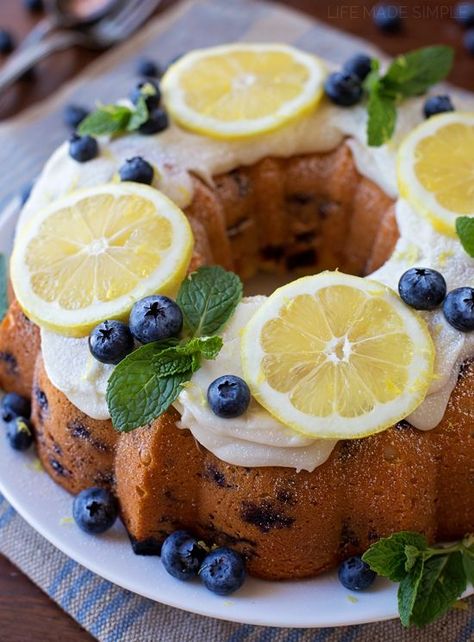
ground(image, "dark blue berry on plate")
xmin=119 ymin=156 xmax=154 ymax=185
xmin=73 ymin=487 xmax=118 ymax=534
xmin=373 ymin=4 xmax=402 ymax=33
xmin=24 ymin=0 xmax=44 ymax=11
xmin=130 ymin=80 xmax=161 ymax=110
xmin=69 ymin=134 xmax=98 ymax=163
xmin=0 ymin=29 xmax=15 ymax=54
xmin=398 ymin=267 xmax=447 ymax=311
xmin=1 ymin=392 xmax=31 ymax=424
xmin=342 ymin=54 xmax=373 ymax=82
xmin=207 ymin=375 xmax=251 ymax=419
xmin=423 ymin=95 xmax=455 ymax=119
xmin=161 ymin=530 xmax=207 ymax=581
xmin=199 ymin=547 xmax=246 ymax=595
xmin=464 ymin=29 xmax=474 ymax=55
xmin=136 ymin=57 xmax=161 ymax=78
xmin=64 ymin=104 xmax=89 ymax=129
xmin=7 ymin=417 xmax=34 ymax=451
xmin=338 ymin=556 xmax=376 ymax=591
xmin=443 ymin=287 xmax=474 ymax=332
xmin=129 ymin=295 xmax=183 ymax=344
xmin=89 ymin=320 xmax=134 ymax=365
xmin=455 ymin=2 xmax=474 ymax=27
xmin=324 ymin=72 xmax=363 ymax=107
xmin=138 ymin=108 xmax=169 ymax=135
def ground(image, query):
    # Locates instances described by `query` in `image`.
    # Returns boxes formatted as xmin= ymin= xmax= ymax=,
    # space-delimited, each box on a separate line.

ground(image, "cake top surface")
xmin=8 ymin=43 xmax=474 ymax=471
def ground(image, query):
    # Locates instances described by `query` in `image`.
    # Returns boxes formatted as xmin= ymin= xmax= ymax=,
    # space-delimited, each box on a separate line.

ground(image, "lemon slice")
xmin=241 ymin=272 xmax=434 ymax=440
xmin=162 ymin=43 xmax=326 ymax=139
xmin=397 ymin=112 xmax=474 ymax=235
xmin=11 ymin=183 xmax=193 ymax=337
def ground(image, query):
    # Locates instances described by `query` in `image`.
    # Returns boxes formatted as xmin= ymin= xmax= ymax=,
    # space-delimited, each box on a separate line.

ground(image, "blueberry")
xmin=199 ymin=547 xmax=246 ymax=596
xmin=119 ymin=156 xmax=154 ymax=185
xmin=207 ymin=375 xmax=251 ymax=419
xmin=129 ymin=295 xmax=183 ymax=344
xmin=69 ymin=134 xmax=98 ymax=163
xmin=373 ymin=4 xmax=402 ymax=33
xmin=398 ymin=267 xmax=447 ymax=311
xmin=24 ymin=0 xmax=44 ymax=11
xmin=63 ymin=104 xmax=90 ymax=129
xmin=161 ymin=530 xmax=207 ymax=581
xmin=342 ymin=54 xmax=373 ymax=81
xmin=138 ymin=108 xmax=169 ymax=135
xmin=88 ymin=320 xmax=134 ymax=365
xmin=324 ymin=72 xmax=363 ymax=107
xmin=423 ymin=95 xmax=455 ymax=119
xmin=129 ymin=80 xmax=161 ymax=111
xmin=0 ymin=29 xmax=14 ymax=54
xmin=443 ymin=287 xmax=474 ymax=332
xmin=338 ymin=556 xmax=376 ymax=591
xmin=136 ymin=57 xmax=162 ymax=78
xmin=20 ymin=181 xmax=34 ymax=206
xmin=455 ymin=2 xmax=474 ymax=27
xmin=73 ymin=487 xmax=118 ymax=534
xmin=1 ymin=393 xmax=31 ymax=424
xmin=7 ymin=417 xmax=34 ymax=451
xmin=464 ymin=29 xmax=474 ymax=55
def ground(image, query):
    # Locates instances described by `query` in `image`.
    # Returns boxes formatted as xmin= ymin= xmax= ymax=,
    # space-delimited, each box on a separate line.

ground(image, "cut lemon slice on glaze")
xmin=241 ymin=272 xmax=434 ymax=440
xmin=161 ymin=43 xmax=326 ymax=139
xmin=397 ymin=112 xmax=474 ymax=235
xmin=11 ymin=183 xmax=193 ymax=337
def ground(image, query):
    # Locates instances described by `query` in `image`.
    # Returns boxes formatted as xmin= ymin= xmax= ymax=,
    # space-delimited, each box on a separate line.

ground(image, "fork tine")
xmin=98 ymin=0 xmax=163 ymax=40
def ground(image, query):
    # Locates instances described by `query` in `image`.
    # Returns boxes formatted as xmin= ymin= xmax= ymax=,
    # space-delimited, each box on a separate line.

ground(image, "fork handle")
xmin=0 ymin=31 xmax=84 ymax=97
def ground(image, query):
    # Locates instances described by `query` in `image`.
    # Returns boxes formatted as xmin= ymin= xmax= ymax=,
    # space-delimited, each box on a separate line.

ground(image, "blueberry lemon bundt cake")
xmin=1 ymin=44 xmax=473 ymax=582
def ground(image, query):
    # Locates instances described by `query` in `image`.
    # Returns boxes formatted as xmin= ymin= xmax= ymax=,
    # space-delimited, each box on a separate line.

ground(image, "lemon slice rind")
xmin=397 ymin=111 xmax=474 ymax=236
xmin=11 ymin=183 xmax=193 ymax=337
xmin=241 ymin=272 xmax=434 ymax=440
xmin=162 ymin=43 xmax=327 ymax=139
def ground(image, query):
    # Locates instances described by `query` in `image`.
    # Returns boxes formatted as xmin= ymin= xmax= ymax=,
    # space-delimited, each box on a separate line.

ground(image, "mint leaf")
xmin=127 ymin=96 xmax=149 ymax=131
xmin=410 ymin=552 xmax=466 ymax=627
xmin=106 ymin=342 xmax=191 ymax=432
xmin=398 ymin=558 xmax=424 ymax=627
xmin=367 ymin=87 xmax=397 ymax=147
xmin=177 ymin=266 xmax=243 ymax=337
xmin=152 ymin=350 xmax=195 ymax=378
xmin=177 ymin=336 xmax=223 ymax=360
xmin=0 ymin=253 xmax=7 ymax=322
xmin=363 ymin=531 xmax=427 ymax=581
xmin=78 ymin=104 xmax=132 ymax=136
xmin=404 ymin=544 xmax=422 ymax=573
xmin=462 ymin=550 xmax=474 ymax=585
xmin=382 ymin=46 xmax=454 ymax=99
xmin=456 ymin=216 xmax=474 ymax=258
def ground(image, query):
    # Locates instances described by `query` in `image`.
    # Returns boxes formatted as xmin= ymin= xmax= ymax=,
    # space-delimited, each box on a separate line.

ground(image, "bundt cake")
xmin=0 ymin=43 xmax=473 ymax=582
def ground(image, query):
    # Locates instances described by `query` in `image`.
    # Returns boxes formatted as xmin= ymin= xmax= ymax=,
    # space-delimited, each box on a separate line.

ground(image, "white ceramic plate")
xmin=0 ymin=203 xmax=470 ymax=628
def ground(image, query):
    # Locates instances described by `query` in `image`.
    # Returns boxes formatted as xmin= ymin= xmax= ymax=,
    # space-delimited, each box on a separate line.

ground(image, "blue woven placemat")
xmin=0 ymin=1 xmax=472 ymax=640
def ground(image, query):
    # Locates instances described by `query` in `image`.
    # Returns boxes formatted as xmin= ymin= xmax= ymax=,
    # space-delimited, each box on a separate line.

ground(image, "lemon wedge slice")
xmin=241 ymin=272 xmax=434 ymax=439
xmin=161 ymin=43 xmax=326 ymax=139
xmin=397 ymin=112 xmax=474 ymax=235
xmin=11 ymin=183 xmax=193 ymax=337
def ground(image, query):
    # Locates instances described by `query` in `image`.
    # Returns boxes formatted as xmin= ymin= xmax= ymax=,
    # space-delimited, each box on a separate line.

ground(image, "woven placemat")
xmin=0 ymin=1 xmax=472 ymax=640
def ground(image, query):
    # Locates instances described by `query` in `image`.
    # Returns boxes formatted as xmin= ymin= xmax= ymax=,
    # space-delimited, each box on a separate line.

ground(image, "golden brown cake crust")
xmin=1 ymin=143 xmax=472 ymax=581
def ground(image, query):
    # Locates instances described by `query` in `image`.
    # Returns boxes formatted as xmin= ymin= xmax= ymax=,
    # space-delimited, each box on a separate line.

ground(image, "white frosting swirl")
xmin=22 ymin=84 xmax=474 ymax=471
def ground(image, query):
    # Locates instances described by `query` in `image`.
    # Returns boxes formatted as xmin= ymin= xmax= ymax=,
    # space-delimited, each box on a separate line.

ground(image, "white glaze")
xmin=22 ymin=80 xmax=474 ymax=471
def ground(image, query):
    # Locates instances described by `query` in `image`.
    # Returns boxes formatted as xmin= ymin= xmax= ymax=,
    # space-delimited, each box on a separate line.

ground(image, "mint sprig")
xmin=456 ymin=217 xmax=474 ymax=258
xmin=363 ymin=531 xmax=474 ymax=627
xmin=364 ymin=46 xmax=454 ymax=147
xmin=106 ymin=267 xmax=242 ymax=432
xmin=77 ymin=83 xmax=156 ymax=136
xmin=0 ymin=252 xmax=8 ymax=322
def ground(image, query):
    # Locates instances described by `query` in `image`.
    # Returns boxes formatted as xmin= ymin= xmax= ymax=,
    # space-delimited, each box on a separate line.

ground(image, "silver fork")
xmin=0 ymin=0 xmax=163 ymax=96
